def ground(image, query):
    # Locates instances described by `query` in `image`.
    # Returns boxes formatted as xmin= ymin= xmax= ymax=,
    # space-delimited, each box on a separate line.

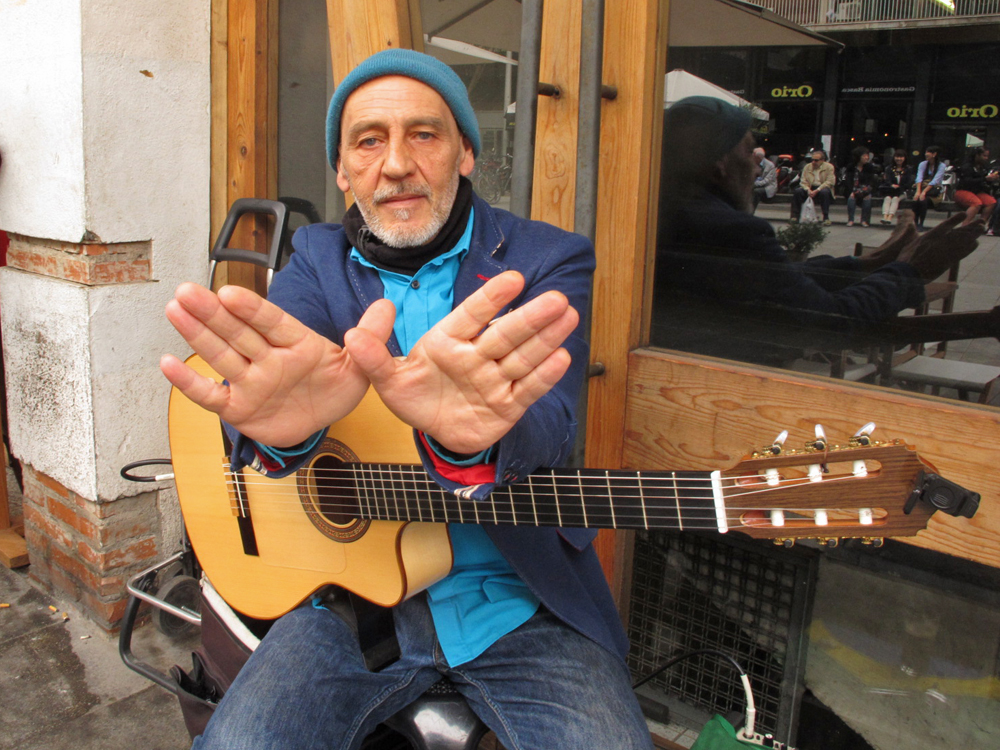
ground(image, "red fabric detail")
xmin=476 ymin=273 xmax=492 ymax=281
xmin=418 ymin=432 xmax=496 ymax=485
xmin=253 ymin=447 xmax=284 ymax=474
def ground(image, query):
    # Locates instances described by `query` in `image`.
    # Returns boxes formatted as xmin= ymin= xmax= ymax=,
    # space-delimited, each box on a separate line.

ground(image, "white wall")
xmin=0 ymin=0 xmax=210 ymax=552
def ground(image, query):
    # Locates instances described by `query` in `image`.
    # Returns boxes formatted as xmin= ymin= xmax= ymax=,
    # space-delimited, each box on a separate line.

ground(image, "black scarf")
xmin=342 ymin=177 xmax=474 ymax=275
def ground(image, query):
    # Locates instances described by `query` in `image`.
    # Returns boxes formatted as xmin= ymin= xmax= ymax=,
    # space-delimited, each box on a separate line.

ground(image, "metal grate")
xmin=627 ymin=530 xmax=816 ymax=743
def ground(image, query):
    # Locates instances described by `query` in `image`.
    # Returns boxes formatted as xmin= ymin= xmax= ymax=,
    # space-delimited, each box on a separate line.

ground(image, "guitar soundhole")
xmin=297 ymin=438 xmax=370 ymax=542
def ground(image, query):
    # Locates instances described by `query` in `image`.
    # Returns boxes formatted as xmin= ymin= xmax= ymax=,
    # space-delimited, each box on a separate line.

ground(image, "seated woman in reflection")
xmin=879 ymin=149 xmax=914 ymax=226
xmin=842 ymin=146 xmax=877 ymax=227
xmin=651 ymin=96 xmax=984 ymax=366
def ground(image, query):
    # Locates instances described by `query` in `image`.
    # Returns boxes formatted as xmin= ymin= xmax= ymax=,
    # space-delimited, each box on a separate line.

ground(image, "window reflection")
xmin=651 ymin=27 xmax=1000 ymax=407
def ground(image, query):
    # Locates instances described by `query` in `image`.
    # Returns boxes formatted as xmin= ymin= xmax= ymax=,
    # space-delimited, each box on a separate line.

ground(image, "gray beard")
xmin=352 ymin=171 xmax=460 ymax=248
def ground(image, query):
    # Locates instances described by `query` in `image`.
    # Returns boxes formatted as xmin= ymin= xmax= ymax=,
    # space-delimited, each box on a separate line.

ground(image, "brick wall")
xmin=21 ymin=465 xmax=163 ymax=630
xmin=6 ymin=233 xmax=151 ymax=285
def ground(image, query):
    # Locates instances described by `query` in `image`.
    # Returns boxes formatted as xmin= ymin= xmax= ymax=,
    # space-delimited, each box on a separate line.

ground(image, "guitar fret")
xmin=605 ymin=471 xmax=615 ymax=529
xmin=510 ymin=489 xmax=518 ymax=526
xmin=356 ymin=465 xmax=370 ymax=520
xmin=672 ymin=472 xmax=682 ymax=531
xmin=528 ymin=476 xmax=539 ymax=526
xmin=637 ymin=472 xmax=649 ymax=530
xmin=374 ymin=466 xmax=387 ymax=520
xmin=390 ymin=465 xmax=402 ymax=522
xmin=552 ymin=474 xmax=563 ymax=527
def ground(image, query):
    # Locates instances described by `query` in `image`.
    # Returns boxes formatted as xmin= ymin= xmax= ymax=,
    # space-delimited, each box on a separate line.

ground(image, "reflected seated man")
xmin=651 ymin=96 xmax=984 ymax=367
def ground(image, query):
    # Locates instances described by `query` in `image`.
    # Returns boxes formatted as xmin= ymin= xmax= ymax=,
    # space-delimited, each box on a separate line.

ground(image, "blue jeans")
xmin=192 ymin=595 xmax=652 ymax=750
xmin=847 ymin=193 xmax=872 ymax=224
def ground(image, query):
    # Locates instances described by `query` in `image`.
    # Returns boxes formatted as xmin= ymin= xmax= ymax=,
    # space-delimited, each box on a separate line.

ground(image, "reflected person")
xmin=652 ymin=96 xmax=984 ymax=366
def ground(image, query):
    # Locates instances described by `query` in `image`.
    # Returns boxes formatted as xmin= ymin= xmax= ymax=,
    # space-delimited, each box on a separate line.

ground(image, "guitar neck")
xmin=346 ymin=464 xmax=718 ymax=531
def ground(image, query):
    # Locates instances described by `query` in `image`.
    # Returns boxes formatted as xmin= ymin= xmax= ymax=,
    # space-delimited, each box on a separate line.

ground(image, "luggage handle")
xmin=208 ymin=198 xmax=290 ymax=290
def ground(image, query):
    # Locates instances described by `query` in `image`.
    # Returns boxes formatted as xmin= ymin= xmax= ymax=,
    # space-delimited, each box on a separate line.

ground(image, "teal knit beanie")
xmin=326 ymin=49 xmax=481 ymax=169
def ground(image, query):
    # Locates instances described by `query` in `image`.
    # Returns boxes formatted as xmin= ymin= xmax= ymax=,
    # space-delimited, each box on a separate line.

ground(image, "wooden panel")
xmin=585 ymin=0 xmax=666 ymax=472
xmin=325 ymin=0 xmax=420 ymax=86
xmin=211 ymin=0 xmax=229 ymax=287
xmin=532 ymin=1 xmax=582 ymax=229
xmin=532 ymin=0 xmax=665 ymax=593
xmin=624 ymin=348 xmax=1000 ymax=568
xmin=225 ymin=0 xmax=271 ymax=294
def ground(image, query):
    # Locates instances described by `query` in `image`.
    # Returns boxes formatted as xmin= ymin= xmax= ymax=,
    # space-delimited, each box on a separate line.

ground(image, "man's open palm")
xmin=345 ymin=271 xmax=579 ymax=455
xmin=160 ymin=282 xmax=393 ymax=447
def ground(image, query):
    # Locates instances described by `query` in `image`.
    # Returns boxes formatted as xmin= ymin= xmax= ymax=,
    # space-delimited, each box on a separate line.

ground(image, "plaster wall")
xmin=0 ymin=0 xmax=87 ymax=241
xmin=0 ymin=0 xmax=210 ymax=545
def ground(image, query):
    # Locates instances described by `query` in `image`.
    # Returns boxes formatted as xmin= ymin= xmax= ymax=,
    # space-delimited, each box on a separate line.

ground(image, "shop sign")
xmin=928 ymin=102 xmax=1000 ymax=122
xmin=944 ymin=104 xmax=999 ymax=120
xmin=769 ymin=84 xmax=815 ymax=99
xmin=839 ymin=85 xmax=916 ymax=97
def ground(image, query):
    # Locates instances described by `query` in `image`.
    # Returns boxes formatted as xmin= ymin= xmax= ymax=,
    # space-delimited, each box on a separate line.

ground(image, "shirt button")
xmin=410 ymin=280 xmax=420 ymax=289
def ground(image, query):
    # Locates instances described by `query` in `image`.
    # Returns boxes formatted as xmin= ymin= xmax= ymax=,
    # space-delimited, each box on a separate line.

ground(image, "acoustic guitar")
xmin=169 ymin=355 xmax=978 ymax=620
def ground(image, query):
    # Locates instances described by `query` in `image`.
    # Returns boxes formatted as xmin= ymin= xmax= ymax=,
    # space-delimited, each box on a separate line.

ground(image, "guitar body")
xmin=168 ymin=356 xmax=453 ymax=619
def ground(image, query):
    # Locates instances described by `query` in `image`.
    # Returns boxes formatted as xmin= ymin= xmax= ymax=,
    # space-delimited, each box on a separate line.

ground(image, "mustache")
xmin=373 ymin=183 xmax=433 ymax=204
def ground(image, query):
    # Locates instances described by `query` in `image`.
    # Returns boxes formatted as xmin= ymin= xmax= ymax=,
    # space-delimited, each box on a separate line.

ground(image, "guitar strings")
xmin=213 ymin=468 xmax=875 ymax=525
xmin=220 ymin=464 xmax=867 ymax=502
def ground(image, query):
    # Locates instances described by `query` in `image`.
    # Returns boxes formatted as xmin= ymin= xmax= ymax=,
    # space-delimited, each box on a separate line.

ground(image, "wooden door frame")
xmin=216 ymin=0 xmax=1000 ymax=598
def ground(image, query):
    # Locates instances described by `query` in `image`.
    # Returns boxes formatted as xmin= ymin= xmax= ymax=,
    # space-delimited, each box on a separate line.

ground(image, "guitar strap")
xmin=315 ymin=586 xmax=401 ymax=672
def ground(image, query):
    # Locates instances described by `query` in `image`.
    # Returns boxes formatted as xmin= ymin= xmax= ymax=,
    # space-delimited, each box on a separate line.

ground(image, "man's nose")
xmin=382 ymin=136 xmax=416 ymax=179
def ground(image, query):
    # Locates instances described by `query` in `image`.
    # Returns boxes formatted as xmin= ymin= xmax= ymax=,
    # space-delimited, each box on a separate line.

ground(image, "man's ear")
xmin=335 ymin=156 xmax=350 ymax=193
xmin=459 ymin=136 xmax=476 ymax=177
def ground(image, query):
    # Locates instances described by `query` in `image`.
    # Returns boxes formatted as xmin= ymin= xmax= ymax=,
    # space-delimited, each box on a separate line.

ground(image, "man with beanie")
xmin=651 ymin=95 xmax=984 ymax=365
xmin=162 ymin=49 xmax=653 ymax=750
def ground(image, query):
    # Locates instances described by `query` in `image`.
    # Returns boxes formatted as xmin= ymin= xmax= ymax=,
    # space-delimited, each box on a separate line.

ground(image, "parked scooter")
xmin=775 ymin=154 xmax=800 ymax=194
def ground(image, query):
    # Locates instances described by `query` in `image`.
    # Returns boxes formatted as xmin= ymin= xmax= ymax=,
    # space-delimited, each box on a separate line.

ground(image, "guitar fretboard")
xmin=332 ymin=464 xmax=718 ymax=531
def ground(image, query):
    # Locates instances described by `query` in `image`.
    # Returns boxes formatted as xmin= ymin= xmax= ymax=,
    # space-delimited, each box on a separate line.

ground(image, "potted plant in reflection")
xmin=776 ymin=221 xmax=829 ymax=263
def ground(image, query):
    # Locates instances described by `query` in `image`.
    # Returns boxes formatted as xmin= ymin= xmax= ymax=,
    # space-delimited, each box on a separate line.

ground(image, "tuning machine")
xmin=806 ymin=424 xmax=827 ymax=452
xmin=764 ymin=430 xmax=789 ymax=456
xmin=850 ymin=422 xmax=877 ymax=447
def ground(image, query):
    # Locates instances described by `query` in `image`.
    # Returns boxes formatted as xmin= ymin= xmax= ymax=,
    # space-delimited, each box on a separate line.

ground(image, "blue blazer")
xmin=229 ymin=194 xmax=630 ymax=661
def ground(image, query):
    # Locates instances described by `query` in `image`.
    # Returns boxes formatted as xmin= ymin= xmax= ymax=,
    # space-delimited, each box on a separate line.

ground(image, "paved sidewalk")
xmin=0 ymin=553 xmax=193 ymax=749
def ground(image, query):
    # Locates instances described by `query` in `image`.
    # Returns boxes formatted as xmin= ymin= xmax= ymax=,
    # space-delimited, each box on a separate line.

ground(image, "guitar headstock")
xmin=720 ymin=426 xmax=979 ymax=547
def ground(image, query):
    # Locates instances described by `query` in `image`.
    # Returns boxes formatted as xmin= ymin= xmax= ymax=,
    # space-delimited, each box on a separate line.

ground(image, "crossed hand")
xmin=160 ymin=271 xmax=578 ymax=454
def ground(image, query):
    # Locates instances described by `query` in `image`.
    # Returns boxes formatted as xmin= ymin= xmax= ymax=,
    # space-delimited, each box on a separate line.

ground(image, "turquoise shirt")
xmin=349 ymin=208 xmax=541 ymax=666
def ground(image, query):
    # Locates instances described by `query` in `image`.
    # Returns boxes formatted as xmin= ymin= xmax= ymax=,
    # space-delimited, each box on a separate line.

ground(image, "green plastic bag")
xmin=691 ymin=715 xmax=762 ymax=750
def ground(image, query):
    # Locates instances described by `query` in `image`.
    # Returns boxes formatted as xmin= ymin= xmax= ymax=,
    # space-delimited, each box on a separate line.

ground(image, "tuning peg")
xmin=851 ymin=422 xmax=877 ymax=447
xmin=818 ymin=537 xmax=839 ymax=548
xmin=773 ymin=538 xmax=795 ymax=548
xmin=861 ymin=537 xmax=884 ymax=548
xmin=807 ymin=424 xmax=827 ymax=451
xmin=766 ymin=430 xmax=789 ymax=455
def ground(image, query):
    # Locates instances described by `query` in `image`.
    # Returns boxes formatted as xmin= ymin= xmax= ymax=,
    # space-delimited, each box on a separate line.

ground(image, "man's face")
xmin=977 ymin=149 xmax=990 ymax=165
xmin=860 ymin=151 xmax=870 ymax=164
xmin=719 ymin=132 xmax=757 ymax=213
xmin=811 ymin=152 xmax=825 ymax=165
xmin=336 ymin=75 xmax=475 ymax=248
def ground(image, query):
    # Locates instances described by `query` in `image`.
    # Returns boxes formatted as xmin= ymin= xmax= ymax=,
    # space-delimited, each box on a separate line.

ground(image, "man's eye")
xmin=361 ymin=137 xmax=380 ymax=147
xmin=414 ymin=132 xmax=434 ymax=141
